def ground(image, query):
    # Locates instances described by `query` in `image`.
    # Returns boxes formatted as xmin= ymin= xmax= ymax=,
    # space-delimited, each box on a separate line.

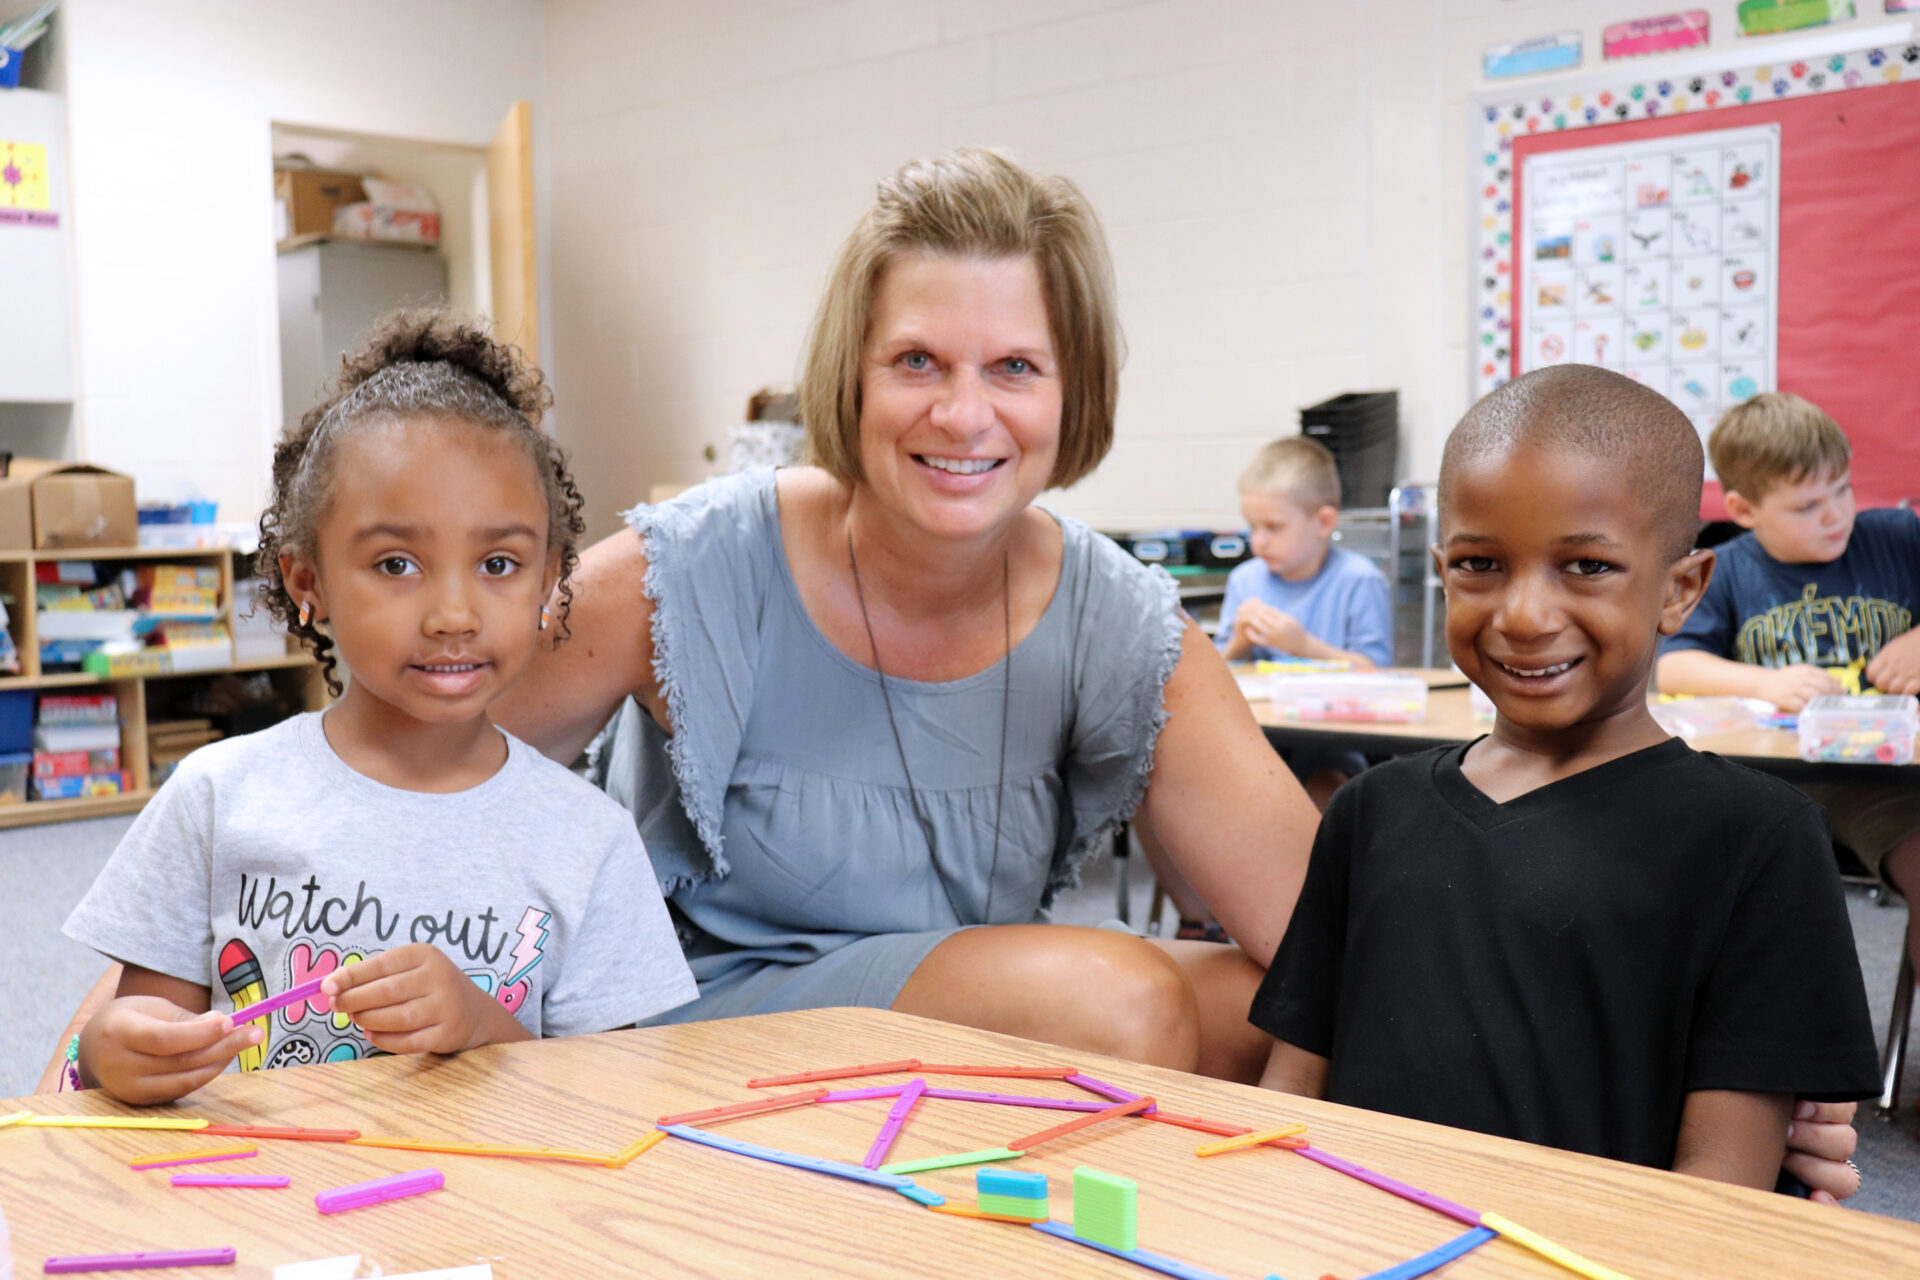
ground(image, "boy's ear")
xmin=279 ymin=552 xmax=325 ymax=622
xmin=1657 ymin=548 xmax=1715 ymax=636
xmin=1723 ymin=489 xmax=1759 ymax=530
xmin=1314 ymin=505 xmax=1340 ymax=537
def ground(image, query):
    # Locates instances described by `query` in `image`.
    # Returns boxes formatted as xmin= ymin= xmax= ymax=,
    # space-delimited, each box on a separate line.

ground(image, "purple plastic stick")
xmin=228 ymin=976 xmax=326 ymax=1025
xmin=314 ymin=1167 xmax=444 ymax=1214
xmin=136 ymin=1150 xmax=256 ymax=1171
xmin=1063 ymin=1072 xmax=1159 ymax=1114
xmin=861 ymin=1078 xmax=927 ymax=1169
xmin=44 ymin=1248 xmax=235 ymax=1272
xmin=922 ymin=1088 xmax=1110 ymax=1111
xmin=1294 ymin=1145 xmax=1483 ymax=1226
xmin=171 ymin=1174 xmax=290 ymax=1188
xmin=818 ymin=1085 xmax=911 ymax=1102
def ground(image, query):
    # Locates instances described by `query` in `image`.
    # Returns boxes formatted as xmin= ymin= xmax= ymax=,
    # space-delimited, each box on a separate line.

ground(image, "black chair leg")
xmin=1878 ymin=947 xmax=1914 ymax=1121
xmin=1113 ymin=820 xmax=1130 ymax=926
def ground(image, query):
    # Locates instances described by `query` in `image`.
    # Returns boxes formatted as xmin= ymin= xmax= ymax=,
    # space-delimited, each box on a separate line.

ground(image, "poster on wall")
xmin=1603 ymin=12 xmax=1711 ymax=59
xmin=1518 ymin=123 xmax=1780 ymax=453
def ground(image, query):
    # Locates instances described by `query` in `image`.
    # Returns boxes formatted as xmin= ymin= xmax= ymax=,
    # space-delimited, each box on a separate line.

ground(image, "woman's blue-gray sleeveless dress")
xmin=590 ymin=469 xmax=1184 ymax=1022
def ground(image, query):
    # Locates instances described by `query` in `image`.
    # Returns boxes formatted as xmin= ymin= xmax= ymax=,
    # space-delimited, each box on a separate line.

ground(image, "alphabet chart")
xmin=1518 ymin=123 xmax=1779 ymax=457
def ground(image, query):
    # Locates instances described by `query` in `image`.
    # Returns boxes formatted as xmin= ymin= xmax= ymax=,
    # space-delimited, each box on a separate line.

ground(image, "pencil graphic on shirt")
xmin=217 ymin=939 xmax=268 ymax=1072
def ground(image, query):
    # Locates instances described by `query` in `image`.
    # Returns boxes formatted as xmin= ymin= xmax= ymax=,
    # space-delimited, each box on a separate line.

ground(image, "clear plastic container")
xmin=1267 ymin=673 xmax=1428 ymax=723
xmin=0 ymin=750 xmax=28 ymax=804
xmin=1797 ymin=694 xmax=1918 ymax=765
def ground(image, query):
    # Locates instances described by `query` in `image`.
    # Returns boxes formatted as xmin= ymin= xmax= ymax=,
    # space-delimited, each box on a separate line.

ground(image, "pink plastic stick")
xmin=922 ymin=1088 xmax=1111 ymax=1111
xmin=44 ymin=1249 xmax=235 ymax=1272
xmin=134 ymin=1150 xmax=257 ymax=1171
xmin=228 ymin=977 xmax=326 ymax=1025
xmin=861 ymin=1079 xmax=926 ymax=1169
xmin=1063 ymin=1072 xmax=1159 ymax=1114
xmin=170 ymin=1174 xmax=290 ymax=1188
xmin=817 ymin=1085 xmax=911 ymax=1102
xmin=314 ymin=1167 xmax=444 ymax=1214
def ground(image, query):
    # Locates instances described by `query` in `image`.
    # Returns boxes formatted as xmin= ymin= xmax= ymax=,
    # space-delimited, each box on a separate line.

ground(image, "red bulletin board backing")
xmin=1511 ymin=81 xmax=1920 ymax=518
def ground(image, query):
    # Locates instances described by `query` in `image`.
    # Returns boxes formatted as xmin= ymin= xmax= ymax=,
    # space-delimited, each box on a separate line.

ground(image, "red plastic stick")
xmin=197 ymin=1124 xmax=360 ymax=1142
xmin=656 ymin=1087 xmax=828 ymax=1127
xmin=915 ymin=1064 xmax=1080 ymax=1080
xmin=746 ymin=1060 xmax=921 ymax=1088
xmin=1145 ymin=1111 xmax=1254 ymax=1137
xmin=1005 ymin=1095 xmax=1153 ymax=1151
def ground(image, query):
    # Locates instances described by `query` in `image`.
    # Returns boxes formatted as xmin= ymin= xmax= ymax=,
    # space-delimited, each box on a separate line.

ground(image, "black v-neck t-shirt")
xmin=1252 ymin=737 xmax=1878 ymax=1169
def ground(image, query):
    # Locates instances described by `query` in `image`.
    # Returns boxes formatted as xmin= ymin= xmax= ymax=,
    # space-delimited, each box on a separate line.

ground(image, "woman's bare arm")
xmin=493 ymin=527 xmax=667 ymax=762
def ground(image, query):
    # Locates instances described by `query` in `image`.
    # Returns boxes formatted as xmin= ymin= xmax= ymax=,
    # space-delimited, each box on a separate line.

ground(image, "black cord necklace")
xmin=847 ymin=527 xmax=1011 ymax=926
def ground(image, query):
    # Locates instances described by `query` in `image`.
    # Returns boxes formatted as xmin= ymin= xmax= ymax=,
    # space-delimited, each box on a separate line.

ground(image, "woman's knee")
xmin=1079 ymin=938 xmax=1201 ymax=1071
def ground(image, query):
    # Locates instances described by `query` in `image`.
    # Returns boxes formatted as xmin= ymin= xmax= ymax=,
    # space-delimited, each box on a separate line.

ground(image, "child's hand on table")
xmin=1755 ymin=664 xmax=1844 ymax=712
xmin=321 ymin=943 xmax=532 ymax=1055
xmin=1234 ymin=599 xmax=1308 ymax=656
xmin=1865 ymin=629 xmax=1920 ymax=697
xmin=79 ymin=996 xmax=260 ymax=1105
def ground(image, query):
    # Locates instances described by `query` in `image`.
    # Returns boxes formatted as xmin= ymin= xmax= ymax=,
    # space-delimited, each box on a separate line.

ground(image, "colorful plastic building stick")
xmin=1071 ymin=1166 xmax=1139 ymax=1251
xmin=170 ymin=1174 xmax=291 ymax=1189
xmin=817 ymin=1085 xmax=911 ymax=1102
xmin=1193 ymin=1123 xmax=1308 ymax=1157
xmin=347 ymin=1136 xmax=616 ymax=1164
xmin=747 ymin=1058 xmax=921 ymax=1088
xmin=314 ymin=1167 xmax=444 ymax=1215
xmin=1063 ymin=1073 xmax=1158 ymax=1113
xmin=1033 ymin=1221 xmax=1228 ymax=1280
xmin=197 ymin=1124 xmax=359 ymax=1142
xmin=44 ymin=1248 xmax=236 ymax=1273
xmin=861 ymin=1078 xmax=926 ymax=1168
xmin=1479 ymin=1213 xmax=1636 ymax=1280
xmin=915 ymin=1064 xmax=1079 ymax=1079
xmin=1145 ymin=1111 xmax=1251 ymax=1137
xmin=1292 ymin=1147 xmax=1482 ymax=1227
xmin=130 ymin=1145 xmax=257 ymax=1170
xmin=895 ymin=1182 xmax=945 ymax=1206
xmin=656 ymin=1086 xmax=828 ymax=1127
xmin=930 ymin=1203 xmax=1049 ymax=1224
xmin=877 ymin=1147 xmax=1022 ymax=1175
xmin=609 ymin=1131 xmax=669 ymax=1168
xmin=0 ymin=1109 xmax=33 ymax=1128
xmin=658 ymin=1123 xmax=912 ymax=1189
xmin=228 ymin=976 xmax=326 ymax=1026
xmin=1350 ymin=1226 xmax=1498 ymax=1280
xmin=977 ymin=1191 xmax=1049 ymax=1219
xmin=922 ymin=1088 xmax=1110 ymax=1111
xmin=23 ymin=1116 xmax=208 ymax=1131
xmin=1006 ymin=1096 xmax=1153 ymax=1152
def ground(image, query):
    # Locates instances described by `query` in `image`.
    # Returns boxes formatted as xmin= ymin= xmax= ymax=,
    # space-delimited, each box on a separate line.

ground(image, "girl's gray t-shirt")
xmin=593 ymin=469 xmax=1184 ymax=1019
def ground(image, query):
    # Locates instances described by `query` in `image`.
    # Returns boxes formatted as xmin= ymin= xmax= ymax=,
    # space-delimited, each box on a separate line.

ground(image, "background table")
xmin=3 ymin=1008 xmax=1916 ymax=1278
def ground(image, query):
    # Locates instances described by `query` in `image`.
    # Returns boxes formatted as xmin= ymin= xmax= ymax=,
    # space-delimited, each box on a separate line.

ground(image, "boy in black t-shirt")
xmin=1252 ymin=365 xmax=1878 ymax=1190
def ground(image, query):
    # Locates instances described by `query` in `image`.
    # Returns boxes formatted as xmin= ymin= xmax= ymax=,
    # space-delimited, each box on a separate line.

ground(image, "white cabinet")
xmin=277 ymin=241 xmax=447 ymax=431
xmin=0 ymin=88 xmax=74 ymax=402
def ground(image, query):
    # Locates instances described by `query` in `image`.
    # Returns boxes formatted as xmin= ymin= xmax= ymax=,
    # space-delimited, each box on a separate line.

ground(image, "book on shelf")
xmin=33 ymin=722 xmax=121 ymax=753
xmin=34 ymin=771 xmax=132 ymax=801
xmin=134 ymin=565 xmax=221 ymax=615
xmin=38 ymin=694 xmax=118 ymax=725
xmin=33 ymin=747 xmax=120 ymax=779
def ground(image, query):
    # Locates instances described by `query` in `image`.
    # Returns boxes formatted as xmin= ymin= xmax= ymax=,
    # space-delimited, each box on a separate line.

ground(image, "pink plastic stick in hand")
xmin=171 ymin=1174 xmax=290 ymax=1188
xmin=861 ymin=1079 xmax=927 ymax=1169
xmin=228 ymin=977 xmax=326 ymax=1025
xmin=314 ymin=1167 xmax=444 ymax=1214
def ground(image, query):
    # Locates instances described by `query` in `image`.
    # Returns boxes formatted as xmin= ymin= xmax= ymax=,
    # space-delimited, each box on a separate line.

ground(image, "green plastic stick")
xmin=879 ymin=1146 xmax=1022 ymax=1175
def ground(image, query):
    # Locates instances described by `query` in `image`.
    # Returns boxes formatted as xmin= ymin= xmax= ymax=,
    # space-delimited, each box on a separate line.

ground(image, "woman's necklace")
xmin=847 ymin=528 xmax=1011 ymax=926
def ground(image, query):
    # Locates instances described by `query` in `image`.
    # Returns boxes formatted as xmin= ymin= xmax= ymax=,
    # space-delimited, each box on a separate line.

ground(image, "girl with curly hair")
xmin=63 ymin=311 xmax=694 ymax=1103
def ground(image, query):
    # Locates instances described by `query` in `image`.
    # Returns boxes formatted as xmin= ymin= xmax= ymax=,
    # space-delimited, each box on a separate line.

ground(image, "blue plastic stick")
xmin=896 ymin=1182 xmax=945 ymax=1206
xmin=657 ymin=1124 xmax=912 ymax=1189
xmin=1354 ymin=1226 xmax=1499 ymax=1280
xmin=1031 ymin=1220 xmax=1232 ymax=1280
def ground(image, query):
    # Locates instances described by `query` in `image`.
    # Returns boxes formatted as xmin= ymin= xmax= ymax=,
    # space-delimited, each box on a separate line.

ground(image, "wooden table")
xmin=4 ymin=1008 xmax=1916 ymax=1279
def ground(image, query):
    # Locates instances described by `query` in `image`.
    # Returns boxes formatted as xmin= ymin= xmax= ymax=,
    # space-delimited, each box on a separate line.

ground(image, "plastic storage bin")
xmin=1267 ymin=672 xmax=1428 ymax=723
xmin=0 ymin=750 xmax=28 ymax=804
xmin=1797 ymin=694 xmax=1918 ymax=765
xmin=0 ymin=690 xmax=33 ymax=754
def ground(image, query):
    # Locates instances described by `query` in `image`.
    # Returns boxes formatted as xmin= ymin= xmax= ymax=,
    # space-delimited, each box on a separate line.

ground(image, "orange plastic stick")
xmin=915 ymin=1065 xmax=1080 ymax=1080
xmin=1006 ymin=1095 xmax=1153 ymax=1151
xmin=347 ymin=1136 xmax=618 ymax=1164
xmin=1145 ymin=1111 xmax=1252 ymax=1138
xmin=609 ymin=1130 xmax=669 ymax=1168
xmin=747 ymin=1060 xmax=922 ymax=1088
xmin=929 ymin=1203 xmax=1051 ymax=1224
xmin=656 ymin=1087 xmax=829 ymax=1127
xmin=128 ymin=1143 xmax=257 ymax=1168
xmin=198 ymin=1124 xmax=360 ymax=1142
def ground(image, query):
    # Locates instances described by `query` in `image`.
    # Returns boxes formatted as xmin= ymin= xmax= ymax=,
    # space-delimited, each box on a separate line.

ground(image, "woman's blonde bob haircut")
xmin=799 ymin=148 xmax=1122 ymax=490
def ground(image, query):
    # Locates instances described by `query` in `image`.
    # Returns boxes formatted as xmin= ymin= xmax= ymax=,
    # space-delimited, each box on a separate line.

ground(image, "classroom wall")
xmin=543 ymin=0 xmax=1878 ymax=535
xmin=54 ymin=0 xmax=547 ymax=524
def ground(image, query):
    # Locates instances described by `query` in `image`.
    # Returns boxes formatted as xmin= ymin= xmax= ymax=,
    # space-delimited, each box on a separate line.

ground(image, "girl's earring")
xmin=297 ymin=600 xmax=313 ymax=628
xmin=538 ymin=605 xmax=551 ymax=632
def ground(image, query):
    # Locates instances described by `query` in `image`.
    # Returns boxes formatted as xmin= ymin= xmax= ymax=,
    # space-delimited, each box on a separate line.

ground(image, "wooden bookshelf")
xmin=0 ymin=545 xmax=324 ymax=827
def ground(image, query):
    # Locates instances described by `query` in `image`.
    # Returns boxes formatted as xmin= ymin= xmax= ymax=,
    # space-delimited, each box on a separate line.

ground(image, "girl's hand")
xmin=78 ymin=995 xmax=261 ymax=1105
xmin=321 ymin=944 xmax=532 ymax=1055
xmin=1785 ymin=1099 xmax=1862 ymax=1204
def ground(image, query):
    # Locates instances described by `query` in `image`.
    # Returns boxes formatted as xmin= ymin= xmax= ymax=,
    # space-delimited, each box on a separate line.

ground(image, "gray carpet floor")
xmin=4 ymin=815 xmax=1916 ymax=1221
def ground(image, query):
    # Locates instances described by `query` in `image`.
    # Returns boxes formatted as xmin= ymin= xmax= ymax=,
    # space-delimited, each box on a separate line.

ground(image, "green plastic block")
xmin=878 ymin=1146 xmax=1021 ymax=1176
xmin=977 ymin=1192 xmax=1047 ymax=1219
xmin=1072 ymin=1166 xmax=1138 ymax=1252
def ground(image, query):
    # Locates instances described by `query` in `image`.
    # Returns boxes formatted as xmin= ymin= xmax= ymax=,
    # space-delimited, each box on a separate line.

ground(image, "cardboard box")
xmin=275 ymin=168 xmax=367 ymax=245
xmin=0 ymin=460 xmax=138 ymax=550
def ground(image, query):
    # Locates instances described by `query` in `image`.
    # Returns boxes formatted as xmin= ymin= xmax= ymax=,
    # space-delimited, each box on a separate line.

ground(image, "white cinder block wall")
xmin=543 ymin=0 xmax=1790 ymax=537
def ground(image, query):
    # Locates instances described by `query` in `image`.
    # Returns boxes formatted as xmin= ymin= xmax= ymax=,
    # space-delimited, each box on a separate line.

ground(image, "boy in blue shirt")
xmin=1216 ymin=437 xmax=1392 ymax=669
xmin=1254 ymin=366 xmax=1877 ymax=1188
xmin=1656 ymin=391 xmax=1920 ymax=1015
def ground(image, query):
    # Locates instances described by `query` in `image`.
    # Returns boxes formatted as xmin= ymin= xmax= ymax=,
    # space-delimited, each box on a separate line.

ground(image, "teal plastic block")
xmin=977 ymin=1168 xmax=1048 ymax=1200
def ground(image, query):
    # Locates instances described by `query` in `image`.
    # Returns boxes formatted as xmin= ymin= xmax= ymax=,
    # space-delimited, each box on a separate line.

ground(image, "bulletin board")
xmin=1470 ymin=40 xmax=1920 ymax=513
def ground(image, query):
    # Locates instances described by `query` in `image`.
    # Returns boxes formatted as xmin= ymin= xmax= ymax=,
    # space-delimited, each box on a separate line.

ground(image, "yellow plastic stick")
xmin=1481 ymin=1212 xmax=1637 ymax=1280
xmin=609 ymin=1130 xmax=669 ymax=1168
xmin=1192 ymin=1122 xmax=1307 ymax=1157
xmin=0 ymin=1110 xmax=34 ymax=1129
xmin=348 ymin=1135 xmax=619 ymax=1164
xmin=22 ymin=1116 xmax=209 ymax=1131
xmin=129 ymin=1143 xmax=258 ymax=1168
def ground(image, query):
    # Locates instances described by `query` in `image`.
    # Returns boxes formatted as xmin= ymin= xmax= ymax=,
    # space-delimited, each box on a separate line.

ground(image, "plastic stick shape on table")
xmin=0 ymin=1109 xmax=33 ymax=1128
xmin=747 ymin=1059 xmax=922 ymax=1088
xmin=228 ymin=976 xmax=327 ymax=1026
xmin=1479 ymin=1213 xmax=1638 ymax=1280
xmin=656 ymin=1087 xmax=829 ymax=1127
xmin=23 ymin=1116 xmax=208 ymax=1131
xmin=170 ymin=1174 xmax=291 ymax=1189
xmin=1192 ymin=1123 xmax=1308 ymax=1157
xmin=1006 ymin=1096 xmax=1154 ymax=1152
xmin=861 ymin=1079 xmax=927 ymax=1169
xmin=877 ymin=1147 xmax=1023 ymax=1176
xmin=609 ymin=1130 xmax=670 ymax=1168
xmin=43 ymin=1248 xmax=236 ymax=1272
xmin=314 ymin=1167 xmax=445 ymax=1215
xmin=196 ymin=1124 xmax=359 ymax=1142
xmin=347 ymin=1136 xmax=618 ymax=1164
xmin=915 ymin=1064 xmax=1080 ymax=1080
xmin=656 ymin=1124 xmax=912 ymax=1189
xmin=129 ymin=1145 xmax=257 ymax=1170
xmin=1062 ymin=1073 xmax=1158 ymax=1113
xmin=921 ymin=1088 xmax=1110 ymax=1111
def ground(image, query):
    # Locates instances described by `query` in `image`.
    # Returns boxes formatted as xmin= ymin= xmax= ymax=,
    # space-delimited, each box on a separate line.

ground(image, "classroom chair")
xmin=1878 ymin=947 xmax=1914 ymax=1121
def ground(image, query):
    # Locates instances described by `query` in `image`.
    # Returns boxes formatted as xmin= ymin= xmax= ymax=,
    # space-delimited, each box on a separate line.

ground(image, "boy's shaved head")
xmin=1440 ymin=365 xmax=1704 ymax=562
